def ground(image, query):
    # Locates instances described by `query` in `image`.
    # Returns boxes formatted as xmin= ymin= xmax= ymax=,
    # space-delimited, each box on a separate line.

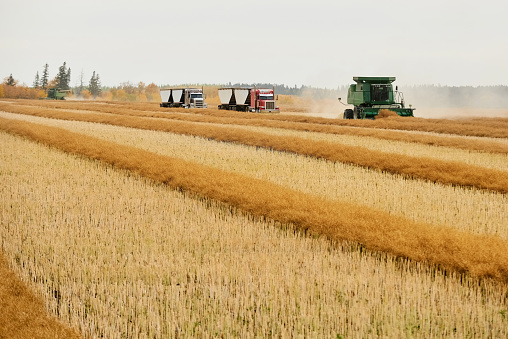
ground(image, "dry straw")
xmin=1 ymin=103 xmax=508 ymax=193
xmin=7 ymin=100 xmax=508 ymax=154
xmin=0 ymin=253 xmax=81 ymax=339
xmin=3 ymin=122 xmax=508 ymax=338
xmin=2 ymin=117 xmax=508 ymax=281
xmin=3 ymin=111 xmax=507 ymax=238
xmin=4 ymin=133 xmax=508 ymax=337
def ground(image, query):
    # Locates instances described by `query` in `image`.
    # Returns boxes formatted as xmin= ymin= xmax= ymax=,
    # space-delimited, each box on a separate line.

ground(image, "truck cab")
xmin=186 ymin=89 xmax=207 ymax=108
xmin=218 ymin=87 xmax=280 ymax=113
xmin=160 ymin=87 xmax=207 ymax=108
xmin=250 ymin=88 xmax=279 ymax=113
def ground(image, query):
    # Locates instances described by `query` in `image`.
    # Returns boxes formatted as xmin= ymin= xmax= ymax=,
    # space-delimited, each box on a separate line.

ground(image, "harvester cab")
xmin=339 ymin=77 xmax=414 ymax=119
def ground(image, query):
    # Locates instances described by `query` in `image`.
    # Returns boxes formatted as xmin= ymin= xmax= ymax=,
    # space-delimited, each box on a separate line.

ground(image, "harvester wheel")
xmin=343 ymin=109 xmax=354 ymax=119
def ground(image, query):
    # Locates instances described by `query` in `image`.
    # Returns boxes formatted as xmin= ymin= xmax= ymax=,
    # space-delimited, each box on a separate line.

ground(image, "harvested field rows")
xmin=1 ymin=104 xmax=508 ymax=193
xmin=2 ymin=131 xmax=508 ymax=338
xmin=0 ymin=252 xmax=81 ymax=338
xmin=2 ymin=117 xmax=508 ymax=279
xmin=13 ymin=99 xmax=508 ymax=139
xmin=3 ymin=109 xmax=508 ymax=172
xmin=6 ymin=100 xmax=508 ymax=155
xmin=2 ymin=112 xmax=507 ymax=238
xmin=1 ymin=99 xmax=508 ymax=337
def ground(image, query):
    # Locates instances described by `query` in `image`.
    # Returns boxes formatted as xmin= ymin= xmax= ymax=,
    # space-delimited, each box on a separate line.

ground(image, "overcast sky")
xmin=1 ymin=0 xmax=507 ymax=88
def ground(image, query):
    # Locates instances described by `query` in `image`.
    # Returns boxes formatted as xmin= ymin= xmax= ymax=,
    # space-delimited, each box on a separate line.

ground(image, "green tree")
xmin=4 ymin=74 xmax=17 ymax=86
xmin=41 ymin=63 xmax=49 ymax=90
xmin=33 ymin=71 xmax=40 ymax=88
xmin=56 ymin=62 xmax=70 ymax=90
xmin=89 ymin=71 xmax=101 ymax=98
xmin=66 ymin=68 xmax=71 ymax=90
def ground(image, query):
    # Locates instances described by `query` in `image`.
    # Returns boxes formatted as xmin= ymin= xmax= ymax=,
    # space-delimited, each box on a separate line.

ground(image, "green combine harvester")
xmin=45 ymin=88 xmax=71 ymax=100
xmin=339 ymin=77 xmax=414 ymax=119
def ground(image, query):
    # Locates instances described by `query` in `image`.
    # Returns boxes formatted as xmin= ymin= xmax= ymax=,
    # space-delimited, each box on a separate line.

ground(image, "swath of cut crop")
xmin=2 ymin=103 xmax=508 ymax=194
xmin=8 ymin=100 xmax=508 ymax=155
xmin=4 ymin=131 xmax=507 ymax=338
xmin=11 ymin=100 xmax=508 ymax=155
xmin=2 ymin=117 xmax=508 ymax=282
xmin=0 ymin=252 xmax=81 ymax=339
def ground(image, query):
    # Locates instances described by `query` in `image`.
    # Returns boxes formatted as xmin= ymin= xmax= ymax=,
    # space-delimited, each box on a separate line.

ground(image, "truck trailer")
xmin=160 ymin=87 xmax=207 ymax=108
xmin=218 ymin=87 xmax=279 ymax=113
xmin=340 ymin=77 xmax=414 ymax=119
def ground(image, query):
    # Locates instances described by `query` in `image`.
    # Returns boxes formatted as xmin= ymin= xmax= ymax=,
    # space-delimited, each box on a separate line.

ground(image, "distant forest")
xmin=3 ymin=66 xmax=508 ymax=108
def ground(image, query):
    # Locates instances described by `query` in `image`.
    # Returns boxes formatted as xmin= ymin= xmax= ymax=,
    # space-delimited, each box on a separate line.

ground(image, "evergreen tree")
xmin=41 ymin=63 xmax=49 ymax=90
xmin=5 ymin=74 xmax=17 ymax=86
xmin=33 ymin=71 xmax=40 ymax=88
xmin=89 ymin=71 xmax=102 ymax=98
xmin=56 ymin=62 xmax=70 ymax=90
xmin=66 ymin=68 xmax=71 ymax=90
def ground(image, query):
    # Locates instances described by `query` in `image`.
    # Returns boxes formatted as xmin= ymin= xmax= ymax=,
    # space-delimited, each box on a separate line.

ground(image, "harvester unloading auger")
xmin=339 ymin=77 xmax=414 ymax=119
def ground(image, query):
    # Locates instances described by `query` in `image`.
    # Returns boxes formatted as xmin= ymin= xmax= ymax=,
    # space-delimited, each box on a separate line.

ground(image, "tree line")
xmin=30 ymin=62 xmax=102 ymax=98
xmin=3 ymin=67 xmax=508 ymax=107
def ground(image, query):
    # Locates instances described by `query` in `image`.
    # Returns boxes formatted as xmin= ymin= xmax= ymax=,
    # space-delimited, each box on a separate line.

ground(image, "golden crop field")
xmin=1 ymin=99 xmax=508 ymax=338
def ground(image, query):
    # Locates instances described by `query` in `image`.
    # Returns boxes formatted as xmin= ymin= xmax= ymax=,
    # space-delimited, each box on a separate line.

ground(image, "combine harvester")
xmin=218 ymin=87 xmax=280 ymax=113
xmin=339 ymin=77 xmax=414 ymax=119
xmin=160 ymin=87 xmax=207 ymax=108
xmin=45 ymin=88 xmax=71 ymax=100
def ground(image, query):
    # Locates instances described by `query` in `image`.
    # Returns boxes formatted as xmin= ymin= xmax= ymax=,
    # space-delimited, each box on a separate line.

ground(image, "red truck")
xmin=218 ymin=87 xmax=280 ymax=112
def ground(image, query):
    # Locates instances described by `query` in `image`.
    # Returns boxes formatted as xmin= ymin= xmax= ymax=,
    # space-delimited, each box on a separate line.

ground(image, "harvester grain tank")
xmin=339 ymin=77 xmax=414 ymax=119
xmin=160 ymin=87 xmax=207 ymax=108
xmin=218 ymin=87 xmax=280 ymax=113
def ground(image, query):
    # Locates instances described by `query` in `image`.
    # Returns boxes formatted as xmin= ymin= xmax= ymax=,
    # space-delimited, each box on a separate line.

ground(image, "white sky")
xmin=1 ymin=0 xmax=507 ymax=88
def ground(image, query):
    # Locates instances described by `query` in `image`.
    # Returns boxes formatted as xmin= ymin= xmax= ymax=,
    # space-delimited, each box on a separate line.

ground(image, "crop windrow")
xmin=96 ymin=100 xmax=508 ymax=136
xmin=9 ymin=100 xmax=508 ymax=155
xmin=2 ymin=117 xmax=508 ymax=281
xmin=0 ymin=252 xmax=81 ymax=339
xmin=194 ymin=106 xmax=508 ymax=138
xmin=1 ymin=104 xmax=508 ymax=193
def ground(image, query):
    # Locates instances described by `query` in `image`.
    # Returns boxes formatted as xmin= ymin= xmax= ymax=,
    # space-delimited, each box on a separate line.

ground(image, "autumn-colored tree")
xmin=137 ymin=81 xmax=145 ymax=92
xmin=114 ymin=88 xmax=127 ymax=101
xmin=100 ymin=90 xmax=113 ymax=101
xmin=146 ymin=83 xmax=160 ymax=101
xmin=80 ymin=90 xmax=92 ymax=99
xmin=0 ymin=84 xmax=45 ymax=99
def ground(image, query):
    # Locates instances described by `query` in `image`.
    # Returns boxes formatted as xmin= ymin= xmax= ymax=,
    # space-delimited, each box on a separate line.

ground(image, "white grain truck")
xmin=218 ymin=87 xmax=279 ymax=112
xmin=160 ymin=87 xmax=207 ymax=108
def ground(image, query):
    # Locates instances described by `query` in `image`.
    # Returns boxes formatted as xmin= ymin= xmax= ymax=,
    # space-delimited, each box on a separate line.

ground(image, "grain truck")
xmin=218 ymin=87 xmax=279 ymax=113
xmin=160 ymin=87 xmax=207 ymax=108
xmin=339 ymin=77 xmax=414 ymax=119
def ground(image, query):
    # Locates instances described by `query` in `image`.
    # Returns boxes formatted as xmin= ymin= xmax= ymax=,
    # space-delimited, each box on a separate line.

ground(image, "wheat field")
xmin=1 ymin=99 xmax=508 ymax=338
